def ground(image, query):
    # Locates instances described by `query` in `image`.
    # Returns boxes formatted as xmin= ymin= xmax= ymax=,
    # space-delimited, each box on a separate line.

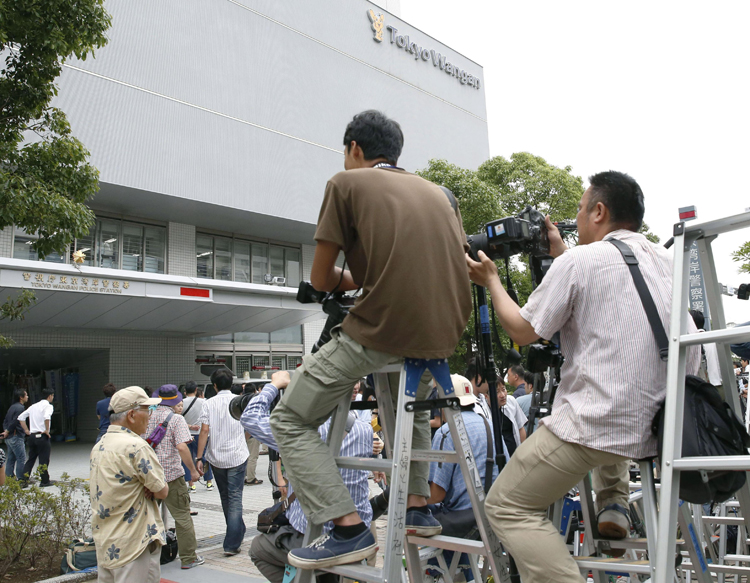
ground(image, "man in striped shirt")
xmin=467 ymin=171 xmax=699 ymax=582
xmin=196 ymin=369 xmax=249 ymax=556
xmin=241 ymin=371 xmax=373 ymax=583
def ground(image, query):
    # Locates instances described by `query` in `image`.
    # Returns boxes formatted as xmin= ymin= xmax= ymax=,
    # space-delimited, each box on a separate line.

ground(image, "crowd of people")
xmin=1 ymin=109 xmax=748 ymax=583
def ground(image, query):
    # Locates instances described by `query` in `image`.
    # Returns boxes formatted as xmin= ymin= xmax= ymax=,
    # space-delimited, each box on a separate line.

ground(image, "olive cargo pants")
xmin=270 ymin=328 xmax=433 ymax=526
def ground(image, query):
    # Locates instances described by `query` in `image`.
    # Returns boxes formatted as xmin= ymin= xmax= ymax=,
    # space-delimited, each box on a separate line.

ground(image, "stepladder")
xmin=293 ymin=357 xmax=510 ymax=583
xmin=654 ymin=211 xmax=750 ymax=583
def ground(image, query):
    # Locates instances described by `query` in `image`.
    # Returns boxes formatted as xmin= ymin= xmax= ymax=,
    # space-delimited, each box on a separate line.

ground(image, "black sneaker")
xmin=39 ymin=480 xmax=57 ymax=488
xmin=288 ymin=528 xmax=377 ymax=569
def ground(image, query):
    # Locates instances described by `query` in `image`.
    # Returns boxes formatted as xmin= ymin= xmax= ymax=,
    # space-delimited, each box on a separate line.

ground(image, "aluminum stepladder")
xmin=654 ymin=211 xmax=750 ymax=583
xmin=294 ymin=358 xmax=510 ymax=583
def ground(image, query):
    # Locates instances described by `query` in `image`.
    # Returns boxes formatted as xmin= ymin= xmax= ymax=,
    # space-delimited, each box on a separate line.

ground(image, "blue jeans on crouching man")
xmin=212 ymin=461 xmax=247 ymax=552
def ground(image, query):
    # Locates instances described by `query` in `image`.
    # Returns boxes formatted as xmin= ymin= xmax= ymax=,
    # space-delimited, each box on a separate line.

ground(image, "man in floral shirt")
xmin=90 ymin=386 xmax=168 ymax=583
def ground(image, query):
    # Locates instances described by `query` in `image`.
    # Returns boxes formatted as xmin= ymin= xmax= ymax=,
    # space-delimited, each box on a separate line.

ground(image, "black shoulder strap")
xmin=609 ymin=239 xmax=669 ymax=361
xmin=478 ymin=414 xmax=495 ymax=494
xmin=439 ymin=186 xmax=458 ymax=213
xmin=182 ymin=397 xmax=198 ymax=417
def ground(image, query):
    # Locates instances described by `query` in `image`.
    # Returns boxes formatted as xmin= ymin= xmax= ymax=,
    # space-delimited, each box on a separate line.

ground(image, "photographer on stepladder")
xmin=240 ymin=371 xmax=375 ymax=583
xmin=269 ymin=110 xmax=472 ymax=570
xmin=466 ymin=171 xmax=700 ymax=582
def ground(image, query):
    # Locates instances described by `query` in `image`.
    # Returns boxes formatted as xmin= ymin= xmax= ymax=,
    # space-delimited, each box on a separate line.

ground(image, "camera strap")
xmin=609 ymin=238 xmax=669 ymax=361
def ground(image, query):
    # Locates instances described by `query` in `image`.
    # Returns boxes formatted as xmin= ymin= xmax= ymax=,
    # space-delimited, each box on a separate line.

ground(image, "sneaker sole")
xmin=406 ymin=525 xmax=442 ymax=537
xmin=598 ymin=521 xmax=628 ymax=539
xmin=288 ymin=544 xmax=378 ymax=570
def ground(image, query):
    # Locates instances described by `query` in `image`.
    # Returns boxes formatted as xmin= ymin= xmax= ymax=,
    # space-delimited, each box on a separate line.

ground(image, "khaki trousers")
xmin=270 ymin=328 xmax=433 ymax=526
xmin=163 ymin=477 xmax=198 ymax=566
xmin=98 ymin=542 xmax=160 ymax=583
xmin=246 ymin=435 xmax=261 ymax=481
xmin=485 ymin=425 xmax=630 ymax=583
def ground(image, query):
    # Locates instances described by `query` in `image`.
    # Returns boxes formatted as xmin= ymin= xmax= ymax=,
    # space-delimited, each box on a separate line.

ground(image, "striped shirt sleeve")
xmin=520 ymin=251 xmax=578 ymax=340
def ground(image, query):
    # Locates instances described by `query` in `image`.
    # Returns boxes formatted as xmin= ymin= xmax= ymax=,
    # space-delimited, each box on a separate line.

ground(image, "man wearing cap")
xmin=90 ymin=386 xmax=169 ymax=583
xmin=143 ymin=385 xmax=204 ymax=570
xmin=426 ymin=375 xmax=499 ymax=583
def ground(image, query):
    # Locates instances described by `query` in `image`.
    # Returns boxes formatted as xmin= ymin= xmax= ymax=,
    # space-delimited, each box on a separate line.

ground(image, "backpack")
xmin=653 ymin=375 xmax=750 ymax=504
xmin=160 ymin=528 xmax=178 ymax=564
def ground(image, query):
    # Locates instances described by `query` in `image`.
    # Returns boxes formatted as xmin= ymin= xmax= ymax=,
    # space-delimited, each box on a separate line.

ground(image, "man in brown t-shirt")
xmin=270 ymin=110 xmax=472 ymax=569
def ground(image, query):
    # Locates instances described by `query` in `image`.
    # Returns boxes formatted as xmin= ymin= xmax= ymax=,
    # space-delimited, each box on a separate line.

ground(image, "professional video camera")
xmin=296 ymin=281 xmax=357 ymax=353
xmin=526 ymin=340 xmax=564 ymax=373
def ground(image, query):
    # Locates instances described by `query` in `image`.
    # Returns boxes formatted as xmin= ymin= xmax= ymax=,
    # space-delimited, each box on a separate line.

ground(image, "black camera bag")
xmin=653 ymin=375 xmax=750 ymax=504
xmin=160 ymin=528 xmax=178 ymax=564
xmin=610 ymin=238 xmax=750 ymax=504
xmin=257 ymin=493 xmax=296 ymax=534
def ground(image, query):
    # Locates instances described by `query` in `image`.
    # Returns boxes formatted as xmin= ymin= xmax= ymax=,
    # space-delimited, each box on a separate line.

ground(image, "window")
xmin=195 ymin=235 xmax=301 ymax=285
xmin=12 ymin=227 xmax=65 ymax=263
xmin=13 ymin=218 xmax=166 ymax=273
xmin=271 ymin=325 xmax=302 ymax=344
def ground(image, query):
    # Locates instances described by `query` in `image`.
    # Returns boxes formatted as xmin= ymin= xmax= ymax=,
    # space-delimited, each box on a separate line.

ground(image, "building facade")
xmin=0 ymin=0 xmax=489 ymax=441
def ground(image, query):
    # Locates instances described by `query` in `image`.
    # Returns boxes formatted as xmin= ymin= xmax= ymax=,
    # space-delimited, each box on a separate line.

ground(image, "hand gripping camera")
xmin=296 ymin=281 xmax=357 ymax=353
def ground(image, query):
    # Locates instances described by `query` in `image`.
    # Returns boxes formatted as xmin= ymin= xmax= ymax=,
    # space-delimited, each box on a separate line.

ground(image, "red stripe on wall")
xmin=180 ymin=287 xmax=210 ymax=298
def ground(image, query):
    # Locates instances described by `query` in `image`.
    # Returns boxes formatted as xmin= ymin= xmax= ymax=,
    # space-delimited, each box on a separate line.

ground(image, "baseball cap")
xmin=109 ymin=386 xmax=161 ymax=414
xmin=451 ymin=374 xmax=477 ymax=407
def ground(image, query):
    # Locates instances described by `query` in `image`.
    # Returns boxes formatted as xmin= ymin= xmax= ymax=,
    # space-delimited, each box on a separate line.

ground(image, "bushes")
xmin=0 ymin=470 xmax=91 ymax=577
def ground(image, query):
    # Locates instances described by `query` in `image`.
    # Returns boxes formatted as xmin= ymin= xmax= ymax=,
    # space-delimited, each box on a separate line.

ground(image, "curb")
xmin=35 ymin=570 xmax=97 ymax=583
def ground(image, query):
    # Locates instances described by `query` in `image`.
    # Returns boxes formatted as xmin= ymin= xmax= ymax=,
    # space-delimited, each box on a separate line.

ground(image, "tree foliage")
xmin=733 ymin=241 xmax=750 ymax=274
xmin=0 ymin=0 xmax=110 ymax=346
xmin=0 ymin=0 xmax=111 ymax=256
xmin=417 ymin=153 xmax=584 ymax=374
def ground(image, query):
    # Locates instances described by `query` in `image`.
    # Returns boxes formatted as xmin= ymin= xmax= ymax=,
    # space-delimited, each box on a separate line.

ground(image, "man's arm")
xmin=310 ymin=240 xmax=359 ymax=292
xmin=196 ymin=424 xmax=209 ymax=473
xmin=427 ymin=482 xmax=446 ymax=505
xmin=19 ymin=419 xmax=30 ymax=435
xmin=177 ymin=442 xmax=200 ymax=482
xmin=151 ymin=484 xmax=170 ymax=499
xmin=44 ymin=419 xmax=50 ymax=437
xmin=240 ymin=371 xmax=291 ymax=450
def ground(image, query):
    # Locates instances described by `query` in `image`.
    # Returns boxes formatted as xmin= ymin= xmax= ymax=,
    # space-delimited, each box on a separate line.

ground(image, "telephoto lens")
xmin=228 ymin=393 xmax=254 ymax=421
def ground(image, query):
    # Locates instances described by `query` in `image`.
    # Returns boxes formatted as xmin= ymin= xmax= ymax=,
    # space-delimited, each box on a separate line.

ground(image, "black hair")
xmin=689 ymin=309 xmax=705 ymax=330
xmin=523 ymin=371 xmax=535 ymax=388
xmin=196 ymin=386 xmax=205 ymax=397
xmin=509 ymin=364 xmax=525 ymax=378
xmin=230 ymin=383 xmax=243 ymax=395
xmin=184 ymin=381 xmax=197 ymax=395
xmin=211 ymin=369 xmax=233 ymax=391
xmin=343 ymin=110 xmax=404 ymax=165
xmin=465 ymin=357 xmax=483 ymax=386
xmin=102 ymin=383 xmax=117 ymax=398
xmin=587 ymin=171 xmax=645 ymax=231
xmin=13 ymin=388 xmax=26 ymax=403
xmin=42 ymin=388 xmax=55 ymax=399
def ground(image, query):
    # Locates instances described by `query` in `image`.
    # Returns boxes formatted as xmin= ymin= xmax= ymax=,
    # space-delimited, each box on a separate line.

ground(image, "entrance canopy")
xmin=0 ymin=258 xmax=323 ymax=336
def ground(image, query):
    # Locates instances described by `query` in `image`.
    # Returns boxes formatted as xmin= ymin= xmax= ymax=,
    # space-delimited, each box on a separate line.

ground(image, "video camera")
xmin=296 ymin=281 xmax=357 ymax=353
xmin=467 ymin=206 xmax=576 ymax=285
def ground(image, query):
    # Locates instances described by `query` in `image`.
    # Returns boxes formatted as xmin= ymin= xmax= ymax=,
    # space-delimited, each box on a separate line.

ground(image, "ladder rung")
xmin=672 ymin=456 xmax=750 ymax=471
xmin=680 ymin=326 xmax=750 ymax=347
xmin=724 ymin=554 xmax=750 ymax=562
xmin=574 ymin=557 xmax=651 ymax=575
xmin=681 ymin=212 xmax=750 ymax=239
xmin=412 ymin=449 xmax=460 ymax=463
xmin=407 ymin=535 xmax=488 ymax=556
xmin=702 ymin=516 xmax=745 ymax=525
xmin=318 ymin=564 xmax=383 ymax=582
xmin=680 ymin=561 xmax=750 ymax=575
xmin=334 ymin=457 xmax=393 ymax=472
xmin=598 ymin=537 xmax=686 ymax=550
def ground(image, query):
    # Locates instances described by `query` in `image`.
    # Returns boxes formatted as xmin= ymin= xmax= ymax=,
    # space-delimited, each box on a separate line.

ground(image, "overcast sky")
xmin=401 ymin=1 xmax=750 ymax=324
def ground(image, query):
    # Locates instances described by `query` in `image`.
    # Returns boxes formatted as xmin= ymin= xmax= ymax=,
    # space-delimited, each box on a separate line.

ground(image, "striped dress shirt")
xmin=520 ymin=230 xmax=699 ymax=459
xmin=197 ymin=390 xmax=249 ymax=469
xmin=241 ymin=384 xmax=373 ymax=534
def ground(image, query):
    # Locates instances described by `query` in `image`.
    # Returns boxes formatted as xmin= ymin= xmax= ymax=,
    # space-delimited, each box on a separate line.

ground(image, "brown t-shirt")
xmin=314 ymin=167 xmax=472 ymax=358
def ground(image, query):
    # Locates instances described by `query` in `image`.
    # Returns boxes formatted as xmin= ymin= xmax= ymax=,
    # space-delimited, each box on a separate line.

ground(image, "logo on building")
xmin=366 ymin=10 xmax=480 ymax=90
xmin=368 ymin=9 xmax=385 ymax=42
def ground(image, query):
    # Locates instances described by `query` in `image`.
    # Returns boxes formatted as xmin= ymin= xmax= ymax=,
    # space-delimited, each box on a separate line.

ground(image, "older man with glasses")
xmin=90 ymin=386 xmax=169 ymax=583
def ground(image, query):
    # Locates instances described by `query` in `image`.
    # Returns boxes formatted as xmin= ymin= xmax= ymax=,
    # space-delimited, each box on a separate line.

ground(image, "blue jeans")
xmin=5 ymin=435 xmax=26 ymax=480
xmin=212 ymin=461 xmax=247 ymax=552
xmin=183 ymin=436 xmax=212 ymax=481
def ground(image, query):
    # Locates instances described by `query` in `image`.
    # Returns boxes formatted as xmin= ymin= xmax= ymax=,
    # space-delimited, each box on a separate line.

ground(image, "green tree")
xmin=0 ymin=0 xmax=111 ymax=345
xmin=417 ymin=153 xmax=584 ymax=374
xmin=732 ymin=241 xmax=750 ymax=274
